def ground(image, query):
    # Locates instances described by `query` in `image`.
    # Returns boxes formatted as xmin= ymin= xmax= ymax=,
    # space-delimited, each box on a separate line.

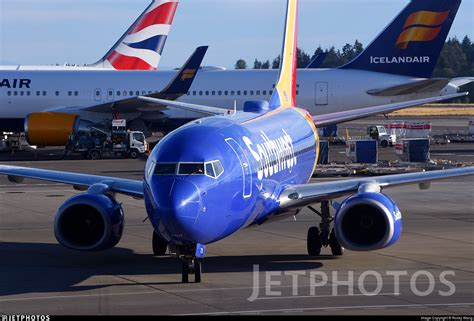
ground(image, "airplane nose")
xmin=154 ymin=178 xmax=203 ymax=241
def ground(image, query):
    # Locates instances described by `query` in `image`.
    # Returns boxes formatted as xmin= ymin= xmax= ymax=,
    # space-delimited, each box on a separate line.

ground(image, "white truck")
xmin=367 ymin=125 xmax=396 ymax=148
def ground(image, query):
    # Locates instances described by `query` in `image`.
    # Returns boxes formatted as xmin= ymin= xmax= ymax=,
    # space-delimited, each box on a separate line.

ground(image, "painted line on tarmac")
xmin=180 ymin=302 xmax=474 ymax=315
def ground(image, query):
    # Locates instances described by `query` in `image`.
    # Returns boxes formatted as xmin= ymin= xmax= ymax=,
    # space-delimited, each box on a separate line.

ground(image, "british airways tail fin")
xmin=91 ymin=0 xmax=178 ymax=70
xmin=268 ymin=0 xmax=298 ymax=110
xmin=341 ymin=0 xmax=461 ymax=78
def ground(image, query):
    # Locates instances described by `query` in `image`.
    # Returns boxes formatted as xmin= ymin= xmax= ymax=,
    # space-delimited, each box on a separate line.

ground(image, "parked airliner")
xmin=0 ymin=0 xmax=472 ymax=283
xmin=0 ymin=0 xmax=178 ymax=71
xmin=0 ymin=0 xmax=471 ymax=146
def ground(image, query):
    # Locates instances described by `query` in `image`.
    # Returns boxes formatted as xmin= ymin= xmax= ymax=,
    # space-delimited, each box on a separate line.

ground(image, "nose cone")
xmin=153 ymin=178 xmax=204 ymax=242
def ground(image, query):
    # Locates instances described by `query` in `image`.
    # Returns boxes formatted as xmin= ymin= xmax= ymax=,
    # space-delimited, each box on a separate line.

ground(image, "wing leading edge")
xmin=0 ymin=165 xmax=144 ymax=199
xmin=279 ymin=167 xmax=474 ymax=210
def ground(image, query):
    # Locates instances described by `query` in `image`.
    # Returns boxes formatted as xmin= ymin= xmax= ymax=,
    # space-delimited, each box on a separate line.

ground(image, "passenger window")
xmin=136 ymin=91 xmax=140 ymax=96
xmin=123 ymin=91 xmax=127 ymax=96
xmin=225 ymin=91 xmax=228 ymax=96
xmin=205 ymin=91 xmax=209 ymax=96
xmin=193 ymin=91 xmax=196 ymax=96
xmin=14 ymin=92 xmax=17 ymax=96
xmin=218 ymin=91 xmax=222 ymax=96
xmin=55 ymin=91 xmax=59 ymax=96
xmin=74 ymin=91 xmax=79 ymax=96
xmin=212 ymin=91 xmax=216 ymax=96
xmin=256 ymin=90 xmax=261 ymax=95
xmin=7 ymin=91 xmax=11 ymax=96
xmin=68 ymin=91 xmax=72 ymax=96
xmin=199 ymin=91 xmax=203 ymax=96
xmin=43 ymin=91 xmax=47 ymax=96
xmin=237 ymin=91 xmax=241 ymax=96
xmin=243 ymin=90 xmax=247 ymax=95
xmin=179 ymin=163 xmax=205 ymax=175
xmin=20 ymin=91 xmax=24 ymax=96
xmin=231 ymin=91 xmax=235 ymax=96
xmin=263 ymin=90 xmax=267 ymax=95
xmin=129 ymin=91 xmax=133 ymax=96
xmin=154 ymin=163 xmax=177 ymax=175
xmin=250 ymin=91 xmax=254 ymax=95
xmin=36 ymin=91 xmax=40 ymax=96
xmin=117 ymin=91 xmax=121 ymax=96
xmin=27 ymin=91 xmax=30 ymax=96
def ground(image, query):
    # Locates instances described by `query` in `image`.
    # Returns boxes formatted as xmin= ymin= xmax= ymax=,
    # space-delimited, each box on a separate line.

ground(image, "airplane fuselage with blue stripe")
xmin=143 ymin=104 xmax=319 ymax=245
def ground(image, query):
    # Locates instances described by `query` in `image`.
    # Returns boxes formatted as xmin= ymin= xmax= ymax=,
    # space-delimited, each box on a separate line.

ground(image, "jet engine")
xmin=54 ymin=193 xmax=124 ymax=251
xmin=334 ymin=193 xmax=402 ymax=251
xmin=25 ymin=112 xmax=91 ymax=146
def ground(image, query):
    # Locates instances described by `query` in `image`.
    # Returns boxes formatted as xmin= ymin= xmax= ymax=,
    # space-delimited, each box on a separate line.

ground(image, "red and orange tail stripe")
xmin=396 ymin=10 xmax=449 ymax=49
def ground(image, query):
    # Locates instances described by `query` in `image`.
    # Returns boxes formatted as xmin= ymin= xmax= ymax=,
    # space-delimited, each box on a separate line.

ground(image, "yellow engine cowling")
xmin=25 ymin=113 xmax=79 ymax=146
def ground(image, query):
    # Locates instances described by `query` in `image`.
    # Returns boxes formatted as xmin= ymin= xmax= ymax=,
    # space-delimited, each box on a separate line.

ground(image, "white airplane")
xmin=0 ymin=0 xmax=472 ymax=283
xmin=0 ymin=0 xmax=472 ymax=147
xmin=0 ymin=0 xmax=178 ymax=71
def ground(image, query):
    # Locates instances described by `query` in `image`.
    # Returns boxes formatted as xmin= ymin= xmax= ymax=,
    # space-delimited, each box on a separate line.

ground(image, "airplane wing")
xmin=279 ymin=167 xmax=474 ymax=210
xmin=138 ymin=96 xmax=233 ymax=116
xmin=47 ymin=46 xmax=209 ymax=115
xmin=312 ymin=92 xmax=467 ymax=127
xmin=0 ymin=165 xmax=144 ymax=199
xmin=367 ymin=79 xmax=451 ymax=96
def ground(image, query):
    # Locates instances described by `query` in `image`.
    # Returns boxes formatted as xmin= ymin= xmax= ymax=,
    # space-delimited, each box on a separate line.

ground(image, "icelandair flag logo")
xmin=396 ymin=10 xmax=449 ymax=49
xmin=181 ymin=69 xmax=197 ymax=81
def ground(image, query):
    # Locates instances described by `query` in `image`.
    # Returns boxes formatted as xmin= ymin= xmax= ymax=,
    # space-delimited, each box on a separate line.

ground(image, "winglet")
xmin=268 ymin=0 xmax=298 ymax=110
xmin=158 ymin=46 xmax=208 ymax=99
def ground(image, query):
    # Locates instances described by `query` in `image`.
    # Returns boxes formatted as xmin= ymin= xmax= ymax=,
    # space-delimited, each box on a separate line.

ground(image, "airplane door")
xmin=315 ymin=82 xmax=328 ymax=105
xmin=225 ymin=138 xmax=252 ymax=199
xmin=94 ymin=88 xmax=102 ymax=101
xmin=107 ymin=88 xmax=114 ymax=101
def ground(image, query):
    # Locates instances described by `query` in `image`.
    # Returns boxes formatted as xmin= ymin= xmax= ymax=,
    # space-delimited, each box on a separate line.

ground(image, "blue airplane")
xmin=0 ymin=0 xmax=472 ymax=283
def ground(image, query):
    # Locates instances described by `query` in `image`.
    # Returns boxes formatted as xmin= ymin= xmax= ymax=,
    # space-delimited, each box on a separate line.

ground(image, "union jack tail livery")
xmin=91 ymin=0 xmax=178 ymax=70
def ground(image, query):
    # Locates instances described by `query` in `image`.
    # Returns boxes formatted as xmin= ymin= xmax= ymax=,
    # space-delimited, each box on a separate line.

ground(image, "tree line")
xmin=235 ymin=36 xmax=474 ymax=102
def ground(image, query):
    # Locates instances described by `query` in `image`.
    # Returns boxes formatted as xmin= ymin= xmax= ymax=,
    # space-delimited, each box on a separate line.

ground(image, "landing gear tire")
xmin=307 ymin=226 xmax=322 ymax=256
xmin=89 ymin=150 xmax=101 ymax=160
xmin=181 ymin=259 xmax=202 ymax=283
xmin=329 ymin=229 xmax=344 ymax=256
xmin=152 ymin=232 xmax=168 ymax=256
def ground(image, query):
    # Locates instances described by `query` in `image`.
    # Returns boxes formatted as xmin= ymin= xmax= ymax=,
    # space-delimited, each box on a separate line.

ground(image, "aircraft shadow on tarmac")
xmin=0 ymin=242 xmax=328 ymax=296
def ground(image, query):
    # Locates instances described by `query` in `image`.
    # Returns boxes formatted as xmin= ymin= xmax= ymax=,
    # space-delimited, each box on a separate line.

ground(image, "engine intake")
xmin=334 ymin=193 xmax=402 ymax=251
xmin=54 ymin=193 xmax=124 ymax=251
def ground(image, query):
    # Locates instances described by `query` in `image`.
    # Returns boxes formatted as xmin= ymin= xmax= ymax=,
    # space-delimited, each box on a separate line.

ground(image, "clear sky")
xmin=0 ymin=0 xmax=472 ymax=69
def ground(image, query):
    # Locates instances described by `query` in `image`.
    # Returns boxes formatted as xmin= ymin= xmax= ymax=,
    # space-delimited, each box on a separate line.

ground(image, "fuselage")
xmin=0 ymin=68 xmax=455 ymax=132
xmin=143 ymin=103 xmax=319 ymax=245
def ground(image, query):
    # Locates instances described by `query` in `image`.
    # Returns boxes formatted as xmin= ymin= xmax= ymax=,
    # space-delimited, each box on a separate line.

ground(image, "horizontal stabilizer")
xmin=312 ymin=92 xmax=468 ymax=127
xmin=367 ymin=78 xmax=451 ymax=96
xmin=449 ymin=77 xmax=474 ymax=88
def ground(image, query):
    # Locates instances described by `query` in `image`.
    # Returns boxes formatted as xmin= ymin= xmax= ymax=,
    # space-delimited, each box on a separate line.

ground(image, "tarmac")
xmin=0 ymin=115 xmax=472 ymax=315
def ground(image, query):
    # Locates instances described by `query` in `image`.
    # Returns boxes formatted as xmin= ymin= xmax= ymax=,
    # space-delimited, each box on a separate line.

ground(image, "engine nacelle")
xmin=334 ymin=193 xmax=403 ymax=251
xmin=25 ymin=112 xmax=79 ymax=146
xmin=54 ymin=193 xmax=124 ymax=251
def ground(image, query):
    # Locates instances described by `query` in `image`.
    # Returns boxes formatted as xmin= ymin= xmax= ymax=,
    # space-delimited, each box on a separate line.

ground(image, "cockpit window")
xmin=153 ymin=161 xmax=224 ymax=179
xmin=212 ymin=160 xmax=224 ymax=178
xmin=178 ymin=163 xmax=205 ymax=175
xmin=154 ymin=163 xmax=177 ymax=175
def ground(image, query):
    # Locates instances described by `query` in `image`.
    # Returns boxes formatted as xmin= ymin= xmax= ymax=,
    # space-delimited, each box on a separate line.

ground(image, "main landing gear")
xmin=182 ymin=258 xmax=202 ymax=283
xmin=307 ymin=201 xmax=344 ymax=257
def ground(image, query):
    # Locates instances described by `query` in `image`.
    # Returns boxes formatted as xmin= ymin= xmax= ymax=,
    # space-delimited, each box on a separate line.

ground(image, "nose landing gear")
xmin=307 ymin=201 xmax=344 ymax=257
xmin=169 ymin=243 xmax=205 ymax=283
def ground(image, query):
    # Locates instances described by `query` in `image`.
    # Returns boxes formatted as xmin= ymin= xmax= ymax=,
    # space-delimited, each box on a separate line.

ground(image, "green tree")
xmin=235 ymin=59 xmax=247 ymax=69
xmin=253 ymin=59 xmax=262 ymax=69
xmin=261 ymin=60 xmax=270 ymax=69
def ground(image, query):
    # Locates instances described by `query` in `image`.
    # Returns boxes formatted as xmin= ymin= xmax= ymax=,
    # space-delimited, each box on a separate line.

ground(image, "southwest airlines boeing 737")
xmin=0 ymin=0 xmax=471 ymax=146
xmin=0 ymin=0 xmax=472 ymax=283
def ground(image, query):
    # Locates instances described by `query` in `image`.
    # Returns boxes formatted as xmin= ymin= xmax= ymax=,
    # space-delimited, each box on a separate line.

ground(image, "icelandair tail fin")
xmin=91 ymin=0 xmax=178 ymax=70
xmin=268 ymin=0 xmax=298 ymax=110
xmin=341 ymin=0 xmax=461 ymax=78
